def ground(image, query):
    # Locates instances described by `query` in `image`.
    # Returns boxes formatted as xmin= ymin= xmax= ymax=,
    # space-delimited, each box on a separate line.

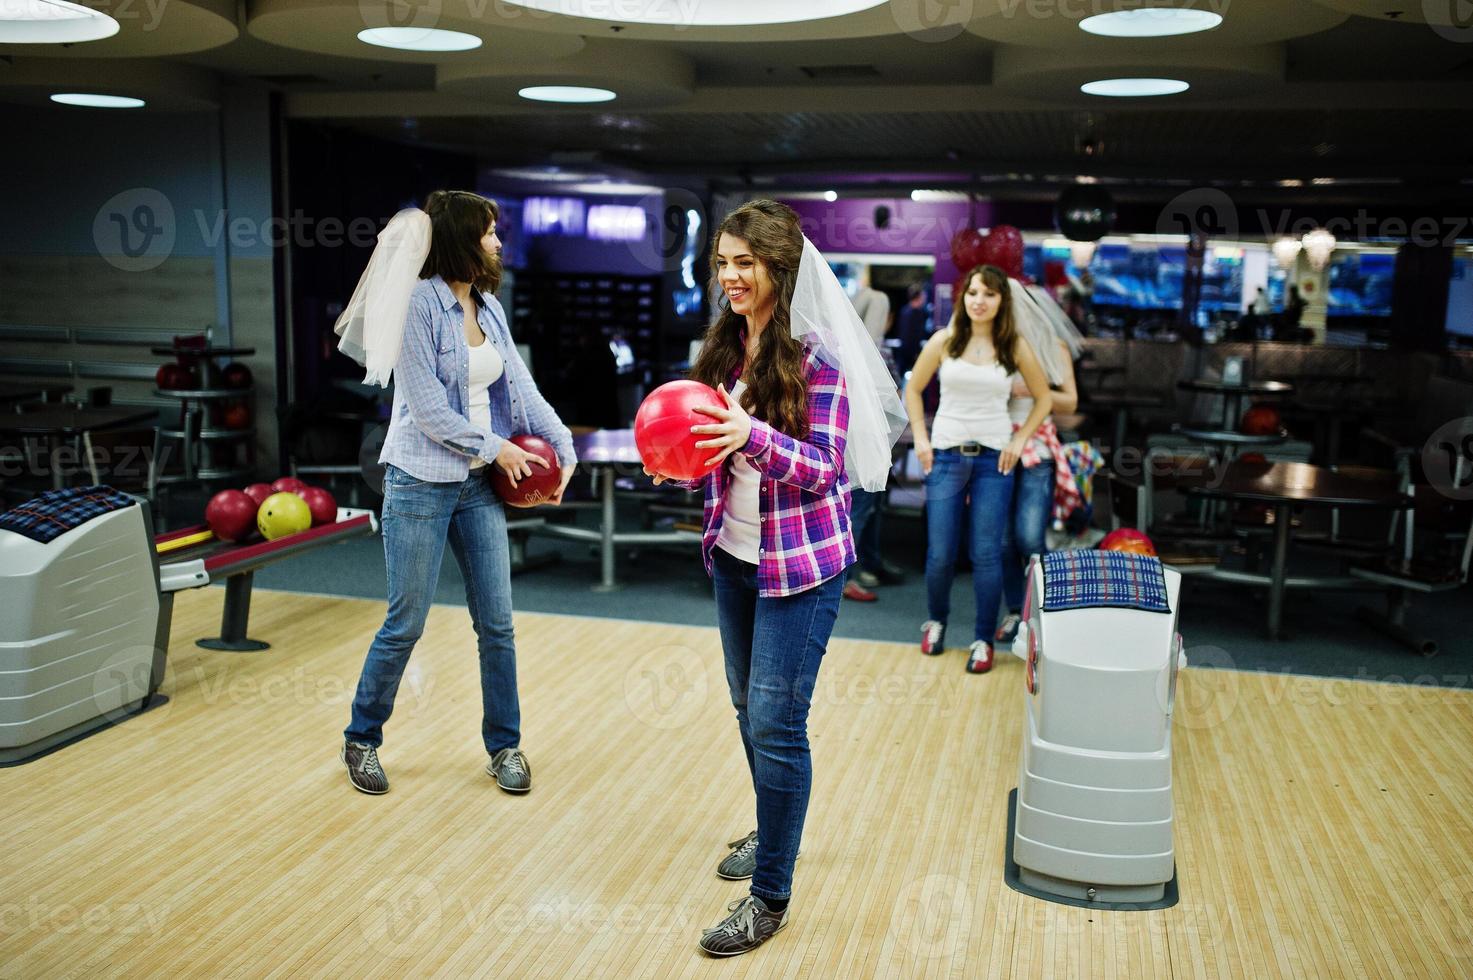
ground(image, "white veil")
xmin=790 ymin=237 xmax=908 ymax=491
xmin=333 ymin=208 xmax=432 ymax=387
xmin=1010 ymin=279 xmax=1083 ymax=387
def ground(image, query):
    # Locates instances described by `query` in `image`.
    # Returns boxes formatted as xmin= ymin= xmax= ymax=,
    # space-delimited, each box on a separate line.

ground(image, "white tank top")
xmin=930 ymin=357 xmax=1013 ymax=451
xmin=466 ymin=336 xmax=504 ymax=471
xmin=716 ymin=380 xmax=761 ymax=563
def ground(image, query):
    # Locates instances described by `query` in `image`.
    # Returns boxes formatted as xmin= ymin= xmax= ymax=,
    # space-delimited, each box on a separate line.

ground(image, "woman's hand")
xmin=690 ymin=384 xmax=753 ymax=469
xmin=999 ymin=435 xmax=1027 ymax=475
xmin=494 ymin=440 xmax=549 ymax=486
xmin=915 ymin=439 xmax=934 ymax=476
xmin=547 ymin=462 xmax=575 ymax=505
xmin=642 ymin=465 xmax=667 ymax=487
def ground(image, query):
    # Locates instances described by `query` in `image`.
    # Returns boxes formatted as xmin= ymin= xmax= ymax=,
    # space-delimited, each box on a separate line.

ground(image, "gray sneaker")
xmin=716 ymin=831 xmax=800 ymax=881
xmin=341 ymin=740 xmax=388 ymax=794
xmin=487 ymin=747 xmax=531 ymax=793
xmin=699 ymin=896 xmax=788 ymax=957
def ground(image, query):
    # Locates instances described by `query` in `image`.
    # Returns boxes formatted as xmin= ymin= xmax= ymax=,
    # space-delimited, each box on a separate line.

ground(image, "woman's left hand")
xmin=548 ymin=462 xmax=576 ymax=505
xmin=999 ymin=436 xmax=1027 ymax=475
xmin=690 ymin=384 xmax=753 ymax=468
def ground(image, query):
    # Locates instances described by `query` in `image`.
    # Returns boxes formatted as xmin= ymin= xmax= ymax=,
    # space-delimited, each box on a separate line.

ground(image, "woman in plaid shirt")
xmin=648 ymin=200 xmax=887 ymax=957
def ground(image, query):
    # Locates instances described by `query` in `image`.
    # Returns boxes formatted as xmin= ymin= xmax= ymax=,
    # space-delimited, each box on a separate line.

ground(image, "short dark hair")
xmin=419 ymin=190 xmax=502 ymax=294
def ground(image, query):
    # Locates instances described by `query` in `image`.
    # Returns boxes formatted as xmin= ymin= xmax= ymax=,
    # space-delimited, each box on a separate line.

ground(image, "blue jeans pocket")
xmin=383 ymin=465 xmax=438 ymax=518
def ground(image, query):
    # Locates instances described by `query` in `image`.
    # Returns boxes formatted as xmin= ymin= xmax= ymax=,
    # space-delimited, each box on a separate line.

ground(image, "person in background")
xmin=894 ymin=283 xmax=932 ymax=376
xmin=851 ymin=267 xmax=891 ymax=347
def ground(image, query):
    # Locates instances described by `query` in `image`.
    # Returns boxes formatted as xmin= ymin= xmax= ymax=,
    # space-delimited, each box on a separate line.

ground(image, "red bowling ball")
xmin=1099 ymin=527 xmax=1158 ymax=557
xmin=222 ymin=362 xmax=253 ymax=388
xmin=205 ymin=489 xmax=258 ymax=543
xmin=488 ymin=434 xmax=561 ymax=508
xmin=299 ymin=486 xmax=337 ymax=526
xmin=271 ymin=477 xmax=308 ymax=496
xmin=1240 ymin=404 xmax=1282 ymax=436
xmin=242 ymin=483 xmax=274 ymax=507
xmin=634 ymin=380 xmax=724 ymax=481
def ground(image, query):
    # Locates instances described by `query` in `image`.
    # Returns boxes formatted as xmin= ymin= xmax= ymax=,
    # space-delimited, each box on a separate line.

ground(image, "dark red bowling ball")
xmin=1240 ymin=404 xmax=1281 ymax=436
xmin=222 ymin=362 xmax=253 ymax=388
xmin=205 ymin=489 xmax=258 ymax=543
xmin=242 ymin=483 xmax=274 ymax=507
xmin=634 ymin=380 xmax=724 ymax=481
xmin=271 ymin=477 xmax=308 ymax=496
xmin=299 ymin=486 xmax=337 ymax=526
xmin=155 ymin=364 xmax=183 ymax=390
xmin=222 ymin=402 xmax=251 ymax=430
xmin=488 ymin=434 xmax=561 ymax=508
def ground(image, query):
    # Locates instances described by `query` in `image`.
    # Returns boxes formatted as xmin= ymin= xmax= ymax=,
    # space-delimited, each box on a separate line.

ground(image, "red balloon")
xmin=488 ymin=434 xmax=562 ymax=508
xmin=949 ymin=228 xmax=986 ymax=273
xmin=222 ymin=363 xmax=253 ymax=388
xmin=1240 ymin=404 xmax=1281 ymax=436
xmin=205 ymin=489 xmax=258 ymax=543
xmin=634 ymin=380 xmax=724 ymax=481
xmin=979 ymin=225 xmax=1025 ymax=280
xmin=1099 ymin=527 xmax=1158 ymax=557
xmin=242 ymin=483 xmax=274 ymax=507
xmin=299 ymin=486 xmax=338 ymax=526
xmin=271 ymin=477 xmax=308 ymax=495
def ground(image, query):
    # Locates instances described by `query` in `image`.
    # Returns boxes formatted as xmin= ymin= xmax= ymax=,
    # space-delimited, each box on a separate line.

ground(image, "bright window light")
xmin=587 ymin=205 xmax=646 ymax=242
xmin=357 ymin=28 xmax=482 ymax=51
xmin=519 ymin=86 xmax=617 ymax=103
xmin=0 ymin=0 xmax=119 ymax=43
xmin=50 ymin=93 xmax=145 ymax=108
xmin=1081 ymin=78 xmax=1190 ymax=97
xmin=1079 ymin=9 xmax=1222 ymax=37
xmin=496 ymin=0 xmax=886 ymax=27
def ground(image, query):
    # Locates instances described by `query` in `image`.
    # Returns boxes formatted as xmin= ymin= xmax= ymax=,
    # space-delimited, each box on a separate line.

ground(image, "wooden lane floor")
xmin=2 ymin=588 xmax=1470 ymax=978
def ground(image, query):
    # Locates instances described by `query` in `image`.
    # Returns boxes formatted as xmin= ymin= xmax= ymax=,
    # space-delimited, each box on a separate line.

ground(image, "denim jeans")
xmin=711 ymin=546 xmax=845 ymax=903
xmin=924 ymin=447 xmax=1015 ymax=643
xmin=346 ymin=463 xmax=520 ymax=755
xmin=1002 ymin=459 xmax=1056 ymax=612
xmin=848 ymin=488 xmax=883 ymax=579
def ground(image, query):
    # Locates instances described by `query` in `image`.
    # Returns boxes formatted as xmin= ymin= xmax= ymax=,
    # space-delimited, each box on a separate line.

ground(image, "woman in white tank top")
xmin=903 ymin=264 xmax=1053 ymax=673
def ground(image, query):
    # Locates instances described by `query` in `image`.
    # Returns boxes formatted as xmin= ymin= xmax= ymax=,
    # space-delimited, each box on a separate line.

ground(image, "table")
xmin=532 ymin=429 xmax=701 ymax=591
xmin=1176 ymin=378 xmax=1295 ymax=430
xmin=1172 ymin=425 xmax=1288 ymax=460
xmin=0 ymin=382 xmax=73 ymax=409
xmin=1176 ymin=461 xmax=1406 ymax=639
xmin=0 ymin=405 xmax=158 ymax=489
xmin=1081 ymin=391 xmax=1165 ymax=452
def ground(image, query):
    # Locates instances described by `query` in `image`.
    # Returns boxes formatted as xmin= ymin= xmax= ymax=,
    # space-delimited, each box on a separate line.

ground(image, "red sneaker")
xmin=842 ymin=580 xmax=877 ymax=602
xmin=966 ymin=642 xmax=994 ymax=674
xmin=920 ymin=620 xmax=945 ymax=655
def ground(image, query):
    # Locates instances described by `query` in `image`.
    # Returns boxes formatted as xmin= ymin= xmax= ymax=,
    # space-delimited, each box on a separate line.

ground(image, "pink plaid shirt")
xmin=685 ymin=347 xmax=854 ymax=597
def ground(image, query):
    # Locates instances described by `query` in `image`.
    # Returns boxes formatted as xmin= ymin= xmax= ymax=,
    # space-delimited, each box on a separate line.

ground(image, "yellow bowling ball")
xmin=257 ymin=491 xmax=312 ymax=541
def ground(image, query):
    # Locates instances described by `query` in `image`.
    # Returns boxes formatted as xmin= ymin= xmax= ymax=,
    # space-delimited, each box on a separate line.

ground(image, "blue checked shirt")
xmin=379 ymin=276 xmax=575 ymax=482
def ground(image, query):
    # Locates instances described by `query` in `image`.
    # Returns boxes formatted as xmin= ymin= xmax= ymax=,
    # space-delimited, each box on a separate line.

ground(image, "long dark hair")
xmin=946 ymin=264 xmax=1019 ymax=375
xmin=419 ymin=190 xmax=502 ymax=294
xmin=690 ymin=199 xmax=809 ymax=438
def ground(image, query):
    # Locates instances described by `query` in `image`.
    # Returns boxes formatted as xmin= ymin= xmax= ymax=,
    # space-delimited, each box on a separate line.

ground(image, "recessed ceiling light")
xmin=824 ymin=190 xmax=838 ymax=202
xmin=1080 ymin=78 xmax=1190 ymax=97
xmin=357 ymin=27 xmax=481 ymax=52
xmin=1079 ymin=9 xmax=1222 ymax=37
xmin=50 ymin=93 xmax=145 ymax=108
xmin=496 ymin=0 xmax=886 ymax=26
xmin=0 ymin=0 xmax=119 ymax=43
xmin=519 ymin=86 xmax=616 ymax=104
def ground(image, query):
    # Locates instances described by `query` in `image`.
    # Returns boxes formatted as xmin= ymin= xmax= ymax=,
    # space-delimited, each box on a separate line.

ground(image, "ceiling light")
xmin=1271 ymin=237 xmax=1301 ymax=269
xmin=357 ymin=28 xmax=481 ymax=52
xmin=1081 ymin=78 xmax=1189 ymax=97
xmin=824 ymin=190 xmax=838 ymax=202
xmin=50 ymin=93 xmax=145 ymax=108
xmin=519 ymin=86 xmax=616 ymax=104
xmin=1079 ymin=9 xmax=1222 ymax=37
xmin=495 ymin=0 xmax=887 ymax=27
xmin=1302 ymin=228 xmax=1336 ymax=270
xmin=0 ymin=0 xmax=119 ymax=43
xmin=910 ymin=190 xmax=969 ymax=202
xmin=1277 ymin=179 xmax=1304 ymax=188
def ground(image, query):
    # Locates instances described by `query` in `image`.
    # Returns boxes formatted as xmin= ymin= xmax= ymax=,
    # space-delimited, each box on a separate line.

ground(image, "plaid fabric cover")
xmin=1014 ymin=418 xmax=1082 ymax=526
xmin=0 ymin=485 xmax=137 ymax=544
xmin=1041 ymin=549 xmax=1171 ymax=614
xmin=682 ymin=346 xmax=854 ymax=598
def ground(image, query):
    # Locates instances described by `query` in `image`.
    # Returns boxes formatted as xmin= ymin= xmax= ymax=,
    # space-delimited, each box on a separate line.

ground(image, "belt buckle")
xmin=960 ymin=442 xmax=982 ymax=457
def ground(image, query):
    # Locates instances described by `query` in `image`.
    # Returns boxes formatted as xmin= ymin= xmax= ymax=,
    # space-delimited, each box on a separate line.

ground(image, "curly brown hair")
xmin=419 ymin=190 xmax=502 ymax=295
xmin=946 ymin=264 xmax=1019 ymax=375
xmin=690 ymin=199 xmax=810 ymax=439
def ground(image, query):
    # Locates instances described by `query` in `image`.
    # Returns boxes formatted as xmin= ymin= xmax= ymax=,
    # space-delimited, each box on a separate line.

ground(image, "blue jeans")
xmin=711 ymin=546 xmax=845 ymax=903
xmin=346 ymin=464 xmax=520 ymax=755
xmin=924 ymin=447 xmax=1015 ymax=643
xmin=848 ymin=488 xmax=883 ymax=579
xmin=1002 ymin=459 xmax=1055 ymax=612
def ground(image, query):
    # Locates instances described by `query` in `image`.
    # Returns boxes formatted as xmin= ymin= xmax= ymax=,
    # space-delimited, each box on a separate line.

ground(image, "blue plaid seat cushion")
xmin=1041 ymin=550 xmax=1171 ymax=614
xmin=0 ymin=485 xmax=137 ymax=544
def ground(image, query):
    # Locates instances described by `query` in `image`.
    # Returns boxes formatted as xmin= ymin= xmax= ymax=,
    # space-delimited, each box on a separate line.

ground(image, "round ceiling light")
xmin=518 ymin=85 xmax=616 ymax=103
xmin=494 ymin=0 xmax=886 ymax=26
xmin=1079 ymin=9 xmax=1223 ymax=37
xmin=0 ymin=0 xmax=120 ymax=44
xmin=50 ymin=93 xmax=146 ymax=108
xmin=1081 ymin=77 xmax=1190 ymax=97
xmin=356 ymin=27 xmax=481 ymax=51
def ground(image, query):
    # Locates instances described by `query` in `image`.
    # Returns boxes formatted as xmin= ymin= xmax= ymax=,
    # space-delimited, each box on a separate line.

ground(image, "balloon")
xmin=950 ymin=227 xmax=986 ymax=272
xmin=1055 ymin=185 xmax=1117 ymax=242
xmin=979 ymin=225 xmax=1025 ymax=280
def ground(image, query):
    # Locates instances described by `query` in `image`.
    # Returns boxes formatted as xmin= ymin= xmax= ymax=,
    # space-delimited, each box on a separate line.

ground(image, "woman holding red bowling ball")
xmin=335 ymin=190 xmax=576 ymax=797
xmin=647 ymin=200 xmax=903 ymax=957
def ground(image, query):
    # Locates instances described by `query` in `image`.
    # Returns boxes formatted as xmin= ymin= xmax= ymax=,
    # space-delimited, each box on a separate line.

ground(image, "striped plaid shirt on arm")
xmin=380 ymin=275 xmax=574 ymax=483
xmin=689 ymin=346 xmax=855 ymax=598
